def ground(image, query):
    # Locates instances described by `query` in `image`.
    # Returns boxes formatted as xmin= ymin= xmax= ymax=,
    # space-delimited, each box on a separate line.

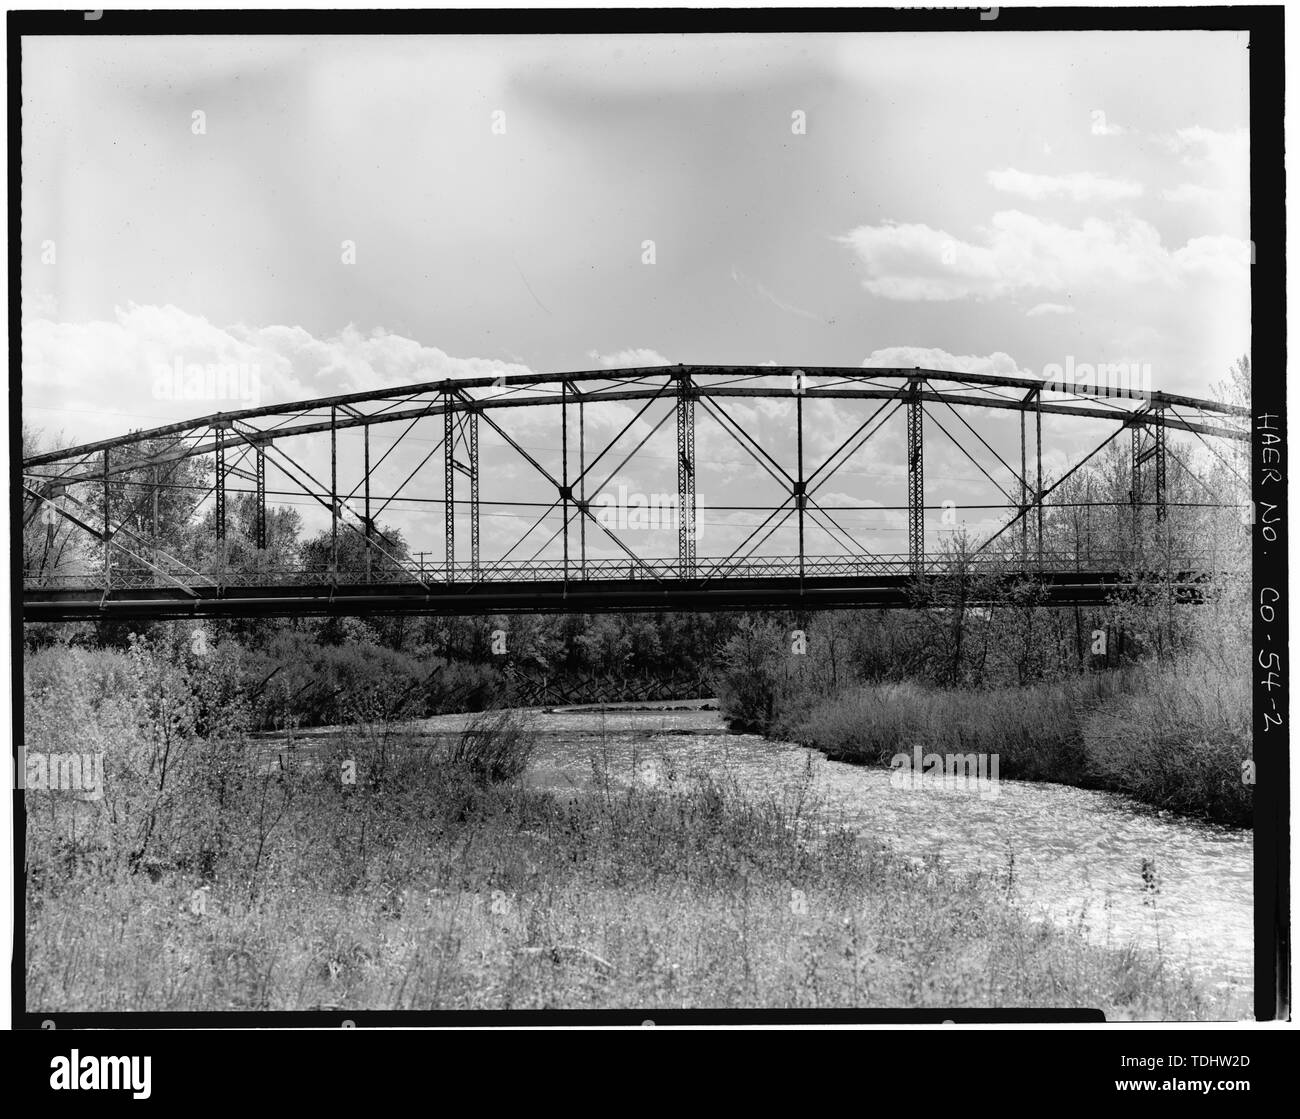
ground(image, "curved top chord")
xmin=23 ymin=365 xmax=1248 ymax=471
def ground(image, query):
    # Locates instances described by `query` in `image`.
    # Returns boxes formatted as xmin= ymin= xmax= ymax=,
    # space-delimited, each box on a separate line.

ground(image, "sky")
xmin=21 ymin=31 xmax=1251 ymax=562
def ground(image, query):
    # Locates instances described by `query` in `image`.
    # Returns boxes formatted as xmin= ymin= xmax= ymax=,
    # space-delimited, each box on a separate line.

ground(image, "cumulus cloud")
xmin=835 ymin=211 xmax=1250 ymax=302
xmin=1159 ymin=126 xmax=1249 ymax=209
xmin=1089 ymin=113 xmax=1128 ymax=137
xmin=987 ymin=168 xmax=1143 ymax=202
xmin=23 ymin=303 xmax=537 ymax=444
xmin=20 ymin=305 xmax=578 ymax=549
xmin=585 ymin=348 xmax=672 ymax=369
xmin=861 ymin=347 xmax=1031 ymax=380
xmin=1142 ymin=125 xmax=1247 ymax=212
xmin=1026 ymin=302 xmax=1075 ymax=317
xmin=1164 ymin=126 xmax=1249 ymax=172
xmin=834 ymin=220 xmax=1002 ymax=302
xmin=1172 ymin=235 xmax=1252 ymax=280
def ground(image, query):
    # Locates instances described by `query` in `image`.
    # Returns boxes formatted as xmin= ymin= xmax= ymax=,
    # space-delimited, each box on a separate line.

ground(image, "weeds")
xmin=24 ymin=641 xmax=1242 ymax=1018
xmin=779 ymin=666 xmax=1248 ymax=826
xmin=445 ymin=709 xmax=536 ymax=784
xmin=1080 ymin=667 xmax=1250 ymax=825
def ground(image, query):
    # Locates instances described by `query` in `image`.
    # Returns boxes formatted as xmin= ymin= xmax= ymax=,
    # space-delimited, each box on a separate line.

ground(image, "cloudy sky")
xmin=22 ymin=31 xmax=1250 ymax=561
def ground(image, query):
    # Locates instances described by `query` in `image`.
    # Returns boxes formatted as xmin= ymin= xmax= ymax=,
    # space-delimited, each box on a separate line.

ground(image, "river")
xmin=259 ymin=698 xmax=1254 ymax=1004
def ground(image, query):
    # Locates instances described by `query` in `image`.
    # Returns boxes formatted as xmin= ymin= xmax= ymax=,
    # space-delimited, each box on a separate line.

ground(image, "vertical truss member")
xmin=443 ymin=391 xmax=480 ymax=583
xmin=468 ymin=404 xmax=480 ymax=581
xmin=1130 ymin=420 xmax=1143 ymax=559
xmin=1154 ymin=409 xmax=1168 ymax=524
xmin=362 ymin=427 xmax=371 ymax=582
xmin=255 ymin=444 xmax=267 ymax=552
xmin=214 ymin=423 xmax=226 ymax=544
xmin=1020 ymin=407 xmax=1028 ymax=564
xmin=579 ymin=394 xmax=586 ymax=580
xmin=562 ymin=378 xmax=570 ymax=583
xmin=677 ymin=369 xmax=697 ymax=578
xmin=102 ymin=449 xmax=112 ymax=585
xmin=444 ymin=391 xmax=455 ymax=582
xmin=1036 ymin=392 xmax=1044 ymax=565
xmin=330 ymin=407 xmax=339 ymax=579
xmin=907 ymin=379 xmax=924 ymax=576
xmin=795 ymin=390 xmax=806 ymax=581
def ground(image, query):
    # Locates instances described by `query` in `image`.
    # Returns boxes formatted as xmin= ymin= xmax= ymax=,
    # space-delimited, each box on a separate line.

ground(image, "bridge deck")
xmin=22 ymin=568 xmax=1209 ymax=620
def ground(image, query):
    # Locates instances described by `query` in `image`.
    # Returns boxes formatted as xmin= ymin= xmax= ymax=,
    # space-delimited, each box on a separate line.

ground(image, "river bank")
xmin=225 ymin=700 xmax=1252 ymax=1006
xmin=720 ymin=666 xmax=1253 ymax=828
xmin=25 ymin=658 xmax=1252 ymax=1017
xmin=438 ymin=702 xmax=1253 ymax=996
xmin=26 ymin=721 xmax=1244 ymax=1017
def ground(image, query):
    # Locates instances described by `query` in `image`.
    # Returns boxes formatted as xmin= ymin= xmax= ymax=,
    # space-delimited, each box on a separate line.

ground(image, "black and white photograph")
xmin=7 ymin=3 xmax=1288 ymax=1049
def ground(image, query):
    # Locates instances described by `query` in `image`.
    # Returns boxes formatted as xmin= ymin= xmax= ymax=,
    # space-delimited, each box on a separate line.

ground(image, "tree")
xmin=21 ymin=425 xmax=92 ymax=585
xmin=191 ymin=493 xmax=303 ymax=577
xmin=906 ymin=530 xmax=1017 ymax=686
xmin=299 ymin=521 xmax=412 ymax=580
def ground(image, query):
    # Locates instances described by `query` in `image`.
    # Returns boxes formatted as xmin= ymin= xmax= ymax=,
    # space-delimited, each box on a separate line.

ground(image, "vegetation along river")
xmin=260 ymin=699 xmax=1253 ymax=1002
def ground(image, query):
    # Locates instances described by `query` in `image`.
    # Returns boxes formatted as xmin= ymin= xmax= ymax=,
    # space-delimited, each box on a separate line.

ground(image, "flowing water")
xmin=260 ymin=699 xmax=1253 ymax=1002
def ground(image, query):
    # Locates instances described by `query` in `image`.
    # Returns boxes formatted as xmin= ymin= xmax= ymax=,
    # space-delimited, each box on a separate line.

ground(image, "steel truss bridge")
xmin=21 ymin=365 xmax=1248 ymax=620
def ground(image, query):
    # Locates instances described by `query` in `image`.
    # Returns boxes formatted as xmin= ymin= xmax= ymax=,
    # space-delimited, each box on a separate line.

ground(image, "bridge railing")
xmin=23 ymin=548 xmax=1216 ymax=592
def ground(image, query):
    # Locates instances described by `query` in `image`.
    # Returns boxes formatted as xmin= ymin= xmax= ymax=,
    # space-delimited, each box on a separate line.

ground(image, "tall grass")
xmin=786 ymin=665 xmax=1250 ymax=825
xmin=24 ymin=641 xmax=1243 ymax=1016
xmin=26 ymin=739 xmax=1231 ymax=1018
xmin=792 ymin=670 xmax=1149 ymax=781
xmin=445 ymin=709 xmax=536 ymax=784
xmin=1081 ymin=668 xmax=1251 ymax=825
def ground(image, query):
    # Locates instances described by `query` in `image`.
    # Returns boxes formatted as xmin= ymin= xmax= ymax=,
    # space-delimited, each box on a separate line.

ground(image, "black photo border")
xmin=6 ymin=4 xmax=1287 ymax=1033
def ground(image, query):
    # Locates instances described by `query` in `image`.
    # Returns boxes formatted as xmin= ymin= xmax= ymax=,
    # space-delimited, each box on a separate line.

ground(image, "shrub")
xmin=445 ymin=709 xmax=536 ymax=784
xmin=791 ymin=673 xmax=1150 ymax=781
xmin=787 ymin=666 xmax=1247 ymax=825
xmin=713 ymin=619 xmax=787 ymax=732
xmin=1081 ymin=666 xmax=1250 ymax=825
